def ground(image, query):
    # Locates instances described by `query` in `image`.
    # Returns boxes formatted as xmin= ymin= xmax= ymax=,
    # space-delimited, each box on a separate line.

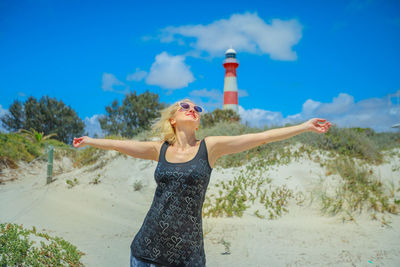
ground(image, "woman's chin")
xmin=185 ymin=116 xmax=197 ymax=121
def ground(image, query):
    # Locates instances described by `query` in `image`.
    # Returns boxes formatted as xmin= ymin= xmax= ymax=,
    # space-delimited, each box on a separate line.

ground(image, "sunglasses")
xmin=178 ymin=102 xmax=203 ymax=113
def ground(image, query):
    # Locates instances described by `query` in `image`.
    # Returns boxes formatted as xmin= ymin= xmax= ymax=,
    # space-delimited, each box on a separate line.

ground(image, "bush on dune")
xmin=292 ymin=124 xmax=386 ymax=164
xmin=0 ymin=223 xmax=85 ymax=267
xmin=0 ymin=133 xmax=43 ymax=170
xmin=311 ymin=155 xmax=400 ymax=226
xmin=0 ymin=132 xmax=78 ymax=171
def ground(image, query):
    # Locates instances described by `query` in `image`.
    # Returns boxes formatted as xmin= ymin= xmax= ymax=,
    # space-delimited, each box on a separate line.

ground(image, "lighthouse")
xmin=222 ymin=48 xmax=239 ymax=113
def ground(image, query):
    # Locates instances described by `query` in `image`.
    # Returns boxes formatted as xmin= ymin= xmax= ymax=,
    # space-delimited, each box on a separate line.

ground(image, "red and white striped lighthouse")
xmin=223 ymin=48 xmax=239 ymax=113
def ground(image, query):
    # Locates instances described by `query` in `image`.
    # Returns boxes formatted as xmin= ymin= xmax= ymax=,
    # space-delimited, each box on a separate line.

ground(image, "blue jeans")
xmin=130 ymin=251 xmax=207 ymax=267
xmin=130 ymin=251 xmax=159 ymax=267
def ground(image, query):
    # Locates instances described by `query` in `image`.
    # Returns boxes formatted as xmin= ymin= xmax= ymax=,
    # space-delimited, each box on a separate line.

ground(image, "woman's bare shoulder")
xmin=203 ymin=136 xmax=217 ymax=147
xmin=143 ymin=140 xmax=165 ymax=162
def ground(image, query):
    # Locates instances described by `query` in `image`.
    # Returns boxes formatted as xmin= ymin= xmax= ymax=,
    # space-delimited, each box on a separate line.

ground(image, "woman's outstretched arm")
xmin=73 ymin=136 xmax=160 ymax=161
xmin=207 ymin=118 xmax=331 ymax=158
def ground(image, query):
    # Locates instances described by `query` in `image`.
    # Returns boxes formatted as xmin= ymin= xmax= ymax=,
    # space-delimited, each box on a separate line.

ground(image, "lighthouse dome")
xmin=225 ymin=48 xmax=236 ymax=54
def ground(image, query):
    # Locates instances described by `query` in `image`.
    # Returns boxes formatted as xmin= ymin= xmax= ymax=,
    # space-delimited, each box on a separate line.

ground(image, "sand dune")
xmin=1 ymin=146 xmax=400 ymax=266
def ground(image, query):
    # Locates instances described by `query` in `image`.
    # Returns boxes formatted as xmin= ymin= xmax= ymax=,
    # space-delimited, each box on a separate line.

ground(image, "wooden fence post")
xmin=47 ymin=145 xmax=54 ymax=184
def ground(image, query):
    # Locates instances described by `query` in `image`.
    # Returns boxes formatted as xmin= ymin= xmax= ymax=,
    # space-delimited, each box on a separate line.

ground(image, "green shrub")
xmin=295 ymin=124 xmax=383 ymax=164
xmin=133 ymin=180 xmax=143 ymax=191
xmin=0 ymin=223 xmax=85 ymax=266
xmin=73 ymin=146 xmax=106 ymax=168
xmin=66 ymin=178 xmax=79 ymax=188
xmin=89 ymin=174 xmax=101 ymax=185
xmin=200 ymin=108 xmax=241 ymax=128
xmin=371 ymin=131 xmax=400 ymax=151
xmin=197 ymin=121 xmax=252 ymax=140
xmin=312 ymin=156 xmax=400 ymax=225
xmin=0 ymin=133 xmax=42 ymax=168
xmin=203 ymin=159 xmax=303 ymax=219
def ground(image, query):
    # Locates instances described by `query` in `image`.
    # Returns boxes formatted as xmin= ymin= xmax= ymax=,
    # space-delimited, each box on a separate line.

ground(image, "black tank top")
xmin=130 ymin=138 xmax=213 ymax=267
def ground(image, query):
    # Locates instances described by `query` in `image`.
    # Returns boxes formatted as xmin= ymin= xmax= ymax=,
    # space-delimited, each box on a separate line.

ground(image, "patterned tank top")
xmin=130 ymin=138 xmax=213 ymax=267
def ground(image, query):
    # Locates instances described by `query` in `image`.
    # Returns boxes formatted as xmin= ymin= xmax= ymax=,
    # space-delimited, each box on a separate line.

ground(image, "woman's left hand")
xmin=302 ymin=118 xmax=332 ymax=134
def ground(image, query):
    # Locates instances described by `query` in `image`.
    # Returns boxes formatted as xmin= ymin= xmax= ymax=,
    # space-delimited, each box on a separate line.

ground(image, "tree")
xmin=98 ymin=90 xmax=166 ymax=137
xmin=0 ymin=95 xmax=85 ymax=144
xmin=98 ymin=99 xmax=124 ymax=136
xmin=0 ymin=99 xmax=24 ymax=132
xmin=200 ymin=108 xmax=241 ymax=128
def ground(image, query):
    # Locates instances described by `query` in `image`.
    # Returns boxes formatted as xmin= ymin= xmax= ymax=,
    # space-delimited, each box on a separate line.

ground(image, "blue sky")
xmin=1 ymin=0 xmax=400 ymax=136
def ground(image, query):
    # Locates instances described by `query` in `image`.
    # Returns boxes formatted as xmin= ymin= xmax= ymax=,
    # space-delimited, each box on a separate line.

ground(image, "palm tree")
xmin=17 ymin=128 xmax=57 ymax=143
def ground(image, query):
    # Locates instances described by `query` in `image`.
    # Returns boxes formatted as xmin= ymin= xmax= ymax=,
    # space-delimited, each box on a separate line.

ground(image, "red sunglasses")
xmin=178 ymin=102 xmax=203 ymax=113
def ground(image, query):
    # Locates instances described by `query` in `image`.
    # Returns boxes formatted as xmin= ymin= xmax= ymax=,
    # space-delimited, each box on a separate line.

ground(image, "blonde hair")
xmin=150 ymin=98 xmax=200 ymax=145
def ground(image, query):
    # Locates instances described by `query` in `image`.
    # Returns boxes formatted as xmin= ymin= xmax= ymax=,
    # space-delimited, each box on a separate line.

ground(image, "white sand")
xmin=1 ymin=145 xmax=400 ymax=267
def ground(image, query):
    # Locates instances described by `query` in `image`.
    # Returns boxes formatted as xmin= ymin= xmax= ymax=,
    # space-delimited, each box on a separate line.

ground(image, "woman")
xmin=73 ymin=99 xmax=331 ymax=267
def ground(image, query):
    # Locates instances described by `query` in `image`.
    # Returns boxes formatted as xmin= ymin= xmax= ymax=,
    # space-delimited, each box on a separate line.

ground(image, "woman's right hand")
xmin=73 ymin=136 xmax=92 ymax=148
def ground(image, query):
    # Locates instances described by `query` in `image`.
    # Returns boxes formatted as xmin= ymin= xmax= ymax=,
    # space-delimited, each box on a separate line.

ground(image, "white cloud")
xmin=127 ymin=68 xmax=148 ymax=81
xmin=184 ymin=88 xmax=224 ymax=112
xmin=187 ymin=88 xmax=247 ymax=112
xmin=238 ymin=106 xmax=284 ymax=128
xmin=145 ymin=52 xmax=195 ymax=89
xmin=235 ymin=91 xmax=400 ymax=133
xmin=158 ymin=12 xmax=303 ymax=60
xmin=0 ymin=104 xmax=9 ymax=133
xmin=317 ymin=93 xmax=354 ymax=115
xmin=302 ymin=99 xmax=321 ymax=116
xmin=102 ymin=73 xmax=129 ymax=94
xmin=300 ymin=93 xmax=355 ymax=117
xmin=189 ymin=88 xmax=222 ymax=99
xmin=317 ymin=92 xmax=400 ymax=132
xmin=0 ymin=104 xmax=7 ymax=116
xmin=84 ymin=114 xmax=105 ymax=138
xmin=184 ymin=87 xmax=245 ymax=113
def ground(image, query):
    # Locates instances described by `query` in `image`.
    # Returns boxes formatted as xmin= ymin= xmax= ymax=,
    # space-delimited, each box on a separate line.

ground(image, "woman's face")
xmin=170 ymin=102 xmax=201 ymax=129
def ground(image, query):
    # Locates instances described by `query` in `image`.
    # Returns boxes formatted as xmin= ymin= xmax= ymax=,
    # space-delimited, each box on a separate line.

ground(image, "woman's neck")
xmin=173 ymin=132 xmax=198 ymax=149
